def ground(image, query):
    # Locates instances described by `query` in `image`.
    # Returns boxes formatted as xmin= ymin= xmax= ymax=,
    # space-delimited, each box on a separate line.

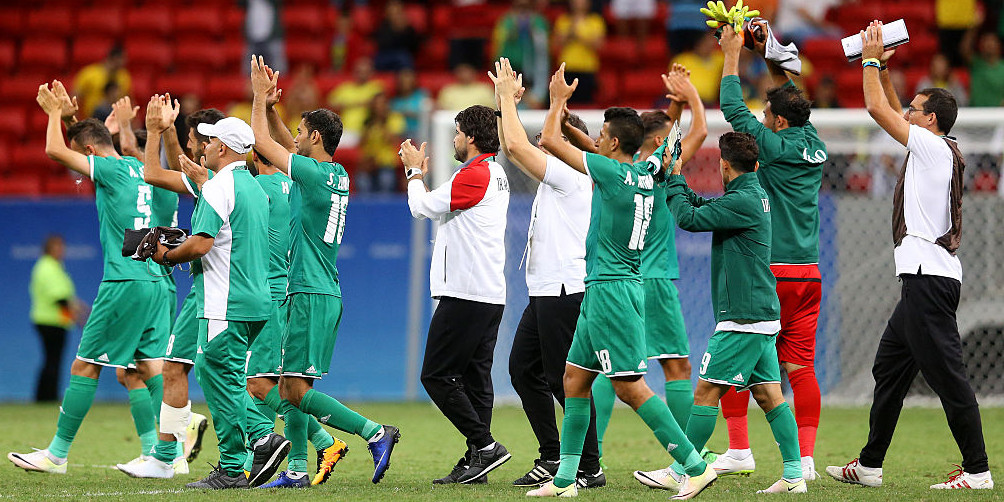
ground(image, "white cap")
xmin=197 ymin=117 xmax=254 ymax=155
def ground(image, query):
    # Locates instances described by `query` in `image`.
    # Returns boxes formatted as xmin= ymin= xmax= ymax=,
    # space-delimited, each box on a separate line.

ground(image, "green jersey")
xmin=256 ymin=171 xmax=292 ymax=300
xmin=582 ymin=152 xmax=655 ymax=284
xmin=641 ymin=182 xmax=681 ymax=280
xmin=89 ymin=155 xmax=157 ymax=281
xmin=287 ymin=154 xmax=349 ymax=297
xmin=720 ymin=75 xmax=826 ymax=264
xmin=191 ymin=162 xmax=271 ymax=321
xmin=666 ymin=172 xmax=779 ymax=323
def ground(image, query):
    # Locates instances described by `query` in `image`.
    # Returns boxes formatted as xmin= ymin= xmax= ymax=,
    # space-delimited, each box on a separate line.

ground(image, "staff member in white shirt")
xmin=488 ymin=58 xmax=602 ymax=489
xmin=400 ymin=104 xmax=512 ymax=485
xmin=828 ymin=22 xmax=993 ymax=491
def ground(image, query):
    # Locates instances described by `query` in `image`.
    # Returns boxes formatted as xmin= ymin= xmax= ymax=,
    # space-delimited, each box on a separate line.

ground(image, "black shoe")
xmin=576 ymin=468 xmax=607 ymax=489
xmin=247 ymin=433 xmax=292 ymax=487
xmin=512 ymin=459 xmax=560 ymax=487
xmin=458 ymin=442 xmax=511 ymax=484
xmin=186 ymin=464 xmax=250 ymax=489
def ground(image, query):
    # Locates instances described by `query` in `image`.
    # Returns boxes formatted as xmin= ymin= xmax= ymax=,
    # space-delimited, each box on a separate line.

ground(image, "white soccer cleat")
xmin=7 ymin=449 xmax=67 ymax=474
xmin=756 ymin=478 xmax=807 ymax=493
xmin=825 ymin=458 xmax=882 ymax=487
xmin=173 ymin=456 xmax=189 ymax=475
xmin=116 ymin=457 xmax=174 ymax=479
xmin=184 ymin=412 xmax=209 ymax=462
xmin=801 ymin=456 xmax=818 ymax=481
xmin=526 ymin=480 xmax=578 ymax=497
xmin=118 ymin=455 xmax=152 ymax=468
xmin=671 ymin=463 xmax=717 ymax=500
xmin=710 ymin=449 xmax=755 ymax=476
xmin=633 ymin=466 xmax=682 ymax=490
xmin=929 ymin=467 xmax=994 ymax=489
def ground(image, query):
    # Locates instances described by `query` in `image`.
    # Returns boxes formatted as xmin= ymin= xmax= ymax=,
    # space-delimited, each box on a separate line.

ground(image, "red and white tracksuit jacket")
xmin=407 ymin=153 xmax=510 ymax=305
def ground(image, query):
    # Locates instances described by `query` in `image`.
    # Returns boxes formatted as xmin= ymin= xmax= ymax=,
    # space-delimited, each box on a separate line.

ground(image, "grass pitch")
xmin=0 ymin=402 xmax=1000 ymax=501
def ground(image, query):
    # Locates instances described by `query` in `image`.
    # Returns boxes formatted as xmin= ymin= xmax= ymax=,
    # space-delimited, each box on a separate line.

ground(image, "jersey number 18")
xmin=628 ymin=194 xmax=654 ymax=250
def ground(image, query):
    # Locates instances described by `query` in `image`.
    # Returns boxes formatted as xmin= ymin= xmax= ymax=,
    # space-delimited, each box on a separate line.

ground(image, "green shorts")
xmin=698 ymin=330 xmax=781 ymax=391
xmin=166 ymin=287 xmax=199 ymax=365
xmin=77 ymin=280 xmax=170 ymax=368
xmin=644 ymin=278 xmax=689 ymax=359
xmin=281 ymin=293 xmax=342 ymax=379
xmin=194 ymin=318 xmax=265 ymax=382
xmin=247 ymin=299 xmax=286 ymax=378
xmin=566 ymin=280 xmax=648 ymax=377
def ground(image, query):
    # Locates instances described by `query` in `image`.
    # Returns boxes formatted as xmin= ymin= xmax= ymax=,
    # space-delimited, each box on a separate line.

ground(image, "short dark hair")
xmin=301 ymin=108 xmax=343 ymax=156
xmin=566 ymin=112 xmax=589 ymax=136
xmin=252 ymin=147 xmax=273 ymax=167
xmin=134 ymin=129 xmax=147 ymax=149
xmin=455 ymin=105 xmax=500 ymax=154
xmin=766 ymin=85 xmax=812 ymax=127
xmin=603 ymin=107 xmax=644 ymax=155
xmin=185 ymin=108 xmax=225 ymax=144
xmin=640 ymin=110 xmax=672 ymax=138
xmin=917 ymin=87 xmax=959 ymax=134
xmin=719 ymin=132 xmax=759 ymax=173
xmin=66 ymin=119 xmax=113 ymax=148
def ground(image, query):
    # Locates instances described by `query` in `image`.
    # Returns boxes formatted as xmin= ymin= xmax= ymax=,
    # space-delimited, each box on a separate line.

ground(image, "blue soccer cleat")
xmin=367 ymin=425 xmax=400 ymax=484
xmin=259 ymin=470 xmax=310 ymax=488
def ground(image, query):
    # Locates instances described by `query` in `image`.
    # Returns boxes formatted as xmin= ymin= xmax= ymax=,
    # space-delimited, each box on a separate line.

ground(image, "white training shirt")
xmin=894 ymin=125 xmax=963 ymax=282
xmin=523 ymin=155 xmax=592 ymax=297
xmin=407 ymin=153 xmax=509 ymax=305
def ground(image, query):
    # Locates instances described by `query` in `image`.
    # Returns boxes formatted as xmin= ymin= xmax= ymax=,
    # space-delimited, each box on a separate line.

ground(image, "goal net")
xmin=417 ymin=107 xmax=1004 ymax=404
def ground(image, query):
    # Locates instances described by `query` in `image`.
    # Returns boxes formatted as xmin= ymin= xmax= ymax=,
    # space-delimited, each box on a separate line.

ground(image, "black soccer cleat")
xmin=186 ymin=464 xmax=250 ymax=490
xmin=458 ymin=442 xmax=511 ymax=484
xmin=512 ymin=459 xmax=559 ymax=487
xmin=246 ymin=433 xmax=292 ymax=487
xmin=576 ymin=468 xmax=607 ymax=489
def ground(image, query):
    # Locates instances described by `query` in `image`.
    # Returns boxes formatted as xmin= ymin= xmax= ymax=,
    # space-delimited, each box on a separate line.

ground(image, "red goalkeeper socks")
xmin=719 ymin=387 xmax=750 ymax=450
xmin=788 ymin=366 xmax=821 ymax=457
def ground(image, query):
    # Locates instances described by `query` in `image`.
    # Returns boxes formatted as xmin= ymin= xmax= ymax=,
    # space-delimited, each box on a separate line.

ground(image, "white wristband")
xmin=405 ymin=167 xmax=423 ymax=179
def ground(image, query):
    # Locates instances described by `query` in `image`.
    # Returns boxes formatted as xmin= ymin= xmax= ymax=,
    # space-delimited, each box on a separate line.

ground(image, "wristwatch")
xmin=405 ymin=167 xmax=423 ymax=179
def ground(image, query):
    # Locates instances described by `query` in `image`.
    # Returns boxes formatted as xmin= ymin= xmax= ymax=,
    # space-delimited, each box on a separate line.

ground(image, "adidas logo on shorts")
xmin=306 ymin=365 xmax=317 ymax=374
xmin=733 ymin=373 xmax=744 ymax=382
xmin=98 ymin=353 xmax=110 ymax=362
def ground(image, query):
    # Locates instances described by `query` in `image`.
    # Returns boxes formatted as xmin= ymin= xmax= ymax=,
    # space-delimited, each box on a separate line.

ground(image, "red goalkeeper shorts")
xmin=771 ymin=264 xmax=822 ymax=367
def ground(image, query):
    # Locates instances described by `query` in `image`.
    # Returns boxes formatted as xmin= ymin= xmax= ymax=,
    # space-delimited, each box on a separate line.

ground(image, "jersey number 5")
xmin=322 ymin=194 xmax=349 ymax=244
xmin=628 ymin=194 xmax=654 ymax=250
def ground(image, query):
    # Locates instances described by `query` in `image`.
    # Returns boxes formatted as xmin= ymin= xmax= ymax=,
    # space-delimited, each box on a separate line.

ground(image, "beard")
xmin=453 ymin=143 xmax=466 ymax=163
xmin=296 ymin=142 xmax=311 ymax=157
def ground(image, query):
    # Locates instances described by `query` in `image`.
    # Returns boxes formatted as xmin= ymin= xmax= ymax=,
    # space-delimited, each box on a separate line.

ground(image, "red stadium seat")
xmin=175 ymin=38 xmax=230 ymax=72
xmin=155 ymin=74 xmax=206 ymax=97
xmin=596 ymin=72 xmax=621 ymax=108
xmin=0 ymin=107 xmax=27 ymax=140
xmin=44 ymin=175 xmax=94 ymax=197
xmin=621 ymin=70 xmax=667 ymax=109
xmin=125 ymin=5 xmax=174 ymax=37
xmin=405 ymin=4 xmax=428 ymax=34
xmin=600 ymin=38 xmax=640 ymax=72
xmin=284 ymin=5 xmax=331 ymax=36
xmin=125 ymin=39 xmax=174 ymax=72
xmin=642 ymin=36 xmax=669 ymax=67
xmin=287 ymin=36 xmax=332 ymax=71
xmin=417 ymin=71 xmax=456 ymax=98
xmin=431 ymin=5 xmax=451 ymax=33
xmin=0 ymin=41 xmax=14 ymax=72
xmin=335 ymin=146 xmax=360 ymax=180
xmin=0 ymin=75 xmax=47 ymax=106
xmin=884 ymin=2 xmax=936 ymax=29
xmin=416 ymin=37 xmax=448 ymax=71
xmin=71 ymin=37 xmax=117 ymax=68
xmin=223 ymin=7 xmax=245 ymax=32
xmin=0 ymin=9 xmax=25 ymax=39
xmin=221 ymin=37 xmax=247 ymax=73
xmin=0 ymin=141 xmax=11 ymax=175
xmin=175 ymin=7 xmax=223 ymax=38
xmin=373 ymin=72 xmax=397 ymax=97
xmin=77 ymin=7 xmax=124 ymax=38
xmin=205 ymin=78 xmax=250 ymax=108
xmin=19 ymin=40 xmax=69 ymax=74
xmin=350 ymin=5 xmax=376 ymax=36
xmin=315 ymin=72 xmax=352 ymax=95
xmin=830 ymin=3 xmax=884 ymax=34
xmin=801 ymin=38 xmax=848 ymax=75
xmin=0 ymin=174 xmax=43 ymax=197
xmin=836 ymin=71 xmax=866 ymax=108
xmin=26 ymin=9 xmax=75 ymax=38
xmin=11 ymin=142 xmax=55 ymax=173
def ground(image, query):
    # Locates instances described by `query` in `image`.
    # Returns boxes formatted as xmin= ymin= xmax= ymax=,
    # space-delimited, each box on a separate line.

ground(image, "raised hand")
xmin=720 ymin=24 xmax=744 ymax=57
xmin=489 ymin=58 xmax=525 ymax=101
xmin=398 ymin=139 xmax=428 ymax=176
xmin=250 ymin=55 xmax=278 ymax=99
xmin=51 ymin=80 xmax=78 ymax=122
xmin=178 ymin=153 xmax=208 ymax=188
xmin=145 ymin=94 xmax=164 ymax=131
xmin=262 ymin=64 xmax=283 ymax=107
xmin=36 ymin=83 xmax=61 ymax=115
xmin=861 ymin=21 xmax=885 ymax=61
xmin=663 ymin=68 xmax=699 ymax=104
xmin=113 ymin=96 xmax=139 ymax=129
xmin=104 ymin=108 xmax=120 ymax=135
xmin=548 ymin=63 xmax=579 ymax=104
xmin=163 ymin=94 xmax=181 ymax=125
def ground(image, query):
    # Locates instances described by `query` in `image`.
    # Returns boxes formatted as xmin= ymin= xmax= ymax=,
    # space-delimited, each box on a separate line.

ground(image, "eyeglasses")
xmin=906 ymin=106 xmax=927 ymax=115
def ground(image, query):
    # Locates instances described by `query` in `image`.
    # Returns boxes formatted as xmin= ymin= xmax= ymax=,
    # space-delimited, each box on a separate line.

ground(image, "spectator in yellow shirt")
xmin=937 ymin=0 xmax=978 ymax=65
xmin=671 ymin=33 xmax=725 ymax=105
xmin=437 ymin=63 xmax=496 ymax=111
xmin=553 ymin=0 xmax=606 ymax=104
xmin=327 ymin=57 xmax=385 ymax=146
xmin=359 ymin=93 xmax=407 ymax=193
xmin=30 ymin=235 xmax=83 ymax=402
xmin=73 ymin=47 xmax=131 ymax=118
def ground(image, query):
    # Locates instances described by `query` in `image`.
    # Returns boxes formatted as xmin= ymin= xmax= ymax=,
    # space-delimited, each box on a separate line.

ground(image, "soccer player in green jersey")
xmin=150 ymin=116 xmax=272 ymax=489
xmin=8 ymin=83 xmax=171 ymax=475
xmin=525 ymin=64 xmax=715 ymax=499
xmin=658 ymin=131 xmax=806 ymax=494
xmin=249 ymin=55 xmax=400 ymax=485
xmin=714 ymin=23 xmax=828 ymax=479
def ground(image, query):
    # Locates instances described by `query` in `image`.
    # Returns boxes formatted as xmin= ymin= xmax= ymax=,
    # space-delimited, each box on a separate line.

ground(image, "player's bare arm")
xmin=113 ymin=97 xmax=141 ymax=158
xmin=38 ymin=83 xmax=90 ymax=176
xmin=151 ymin=234 xmax=214 ymax=266
xmin=878 ymin=49 xmax=901 ymax=115
xmin=143 ymin=95 xmax=189 ymax=194
xmin=561 ymin=104 xmax=598 ymax=154
xmin=51 ymin=80 xmax=78 ymax=128
xmin=261 ymin=64 xmax=296 ymax=153
xmin=862 ymin=21 xmax=909 ymax=146
xmin=250 ymin=55 xmax=291 ymax=173
xmin=664 ymin=63 xmax=691 ymax=125
xmin=490 ymin=58 xmax=547 ymax=182
xmin=663 ymin=69 xmax=708 ymax=165
xmin=539 ymin=63 xmax=586 ymax=174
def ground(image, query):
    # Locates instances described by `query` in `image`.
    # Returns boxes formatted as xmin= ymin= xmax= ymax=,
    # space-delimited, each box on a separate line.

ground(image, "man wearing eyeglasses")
xmin=827 ymin=21 xmax=992 ymax=491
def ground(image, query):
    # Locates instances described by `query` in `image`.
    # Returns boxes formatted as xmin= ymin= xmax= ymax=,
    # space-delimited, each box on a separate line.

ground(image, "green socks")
xmin=308 ymin=416 xmax=335 ymax=451
xmin=128 ymin=388 xmax=157 ymax=456
xmin=665 ymin=379 xmax=693 ymax=429
xmin=670 ymin=404 xmax=719 ymax=477
xmin=636 ymin=395 xmax=706 ymax=476
xmin=153 ymin=439 xmax=177 ymax=464
xmin=145 ymin=374 xmax=164 ymax=423
xmin=300 ymin=388 xmax=380 ymax=440
xmin=590 ymin=376 xmax=615 ymax=458
xmin=766 ymin=402 xmax=803 ymax=480
xmin=48 ymin=375 xmax=98 ymax=459
xmin=554 ymin=397 xmax=591 ymax=488
xmin=262 ymin=386 xmax=308 ymax=472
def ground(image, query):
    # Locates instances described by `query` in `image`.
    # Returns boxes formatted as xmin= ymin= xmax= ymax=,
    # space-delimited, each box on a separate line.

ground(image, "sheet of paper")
xmin=841 ymin=19 xmax=910 ymax=61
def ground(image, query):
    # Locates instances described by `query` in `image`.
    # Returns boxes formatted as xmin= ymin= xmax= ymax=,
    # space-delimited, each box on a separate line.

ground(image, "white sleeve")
xmin=541 ymin=155 xmax=581 ymax=195
xmin=407 ymin=175 xmax=454 ymax=220
xmin=906 ymin=125 xmax=952 ymax=172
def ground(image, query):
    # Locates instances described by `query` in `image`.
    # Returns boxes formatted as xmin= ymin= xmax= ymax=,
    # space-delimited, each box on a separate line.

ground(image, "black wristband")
xmin=880 ymin=64 xmax=888 ymax=71
xmin=162 ymin=249 xmax=174 ymax=267
xmin=494 ymin=109 xmax=502 ymax=117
